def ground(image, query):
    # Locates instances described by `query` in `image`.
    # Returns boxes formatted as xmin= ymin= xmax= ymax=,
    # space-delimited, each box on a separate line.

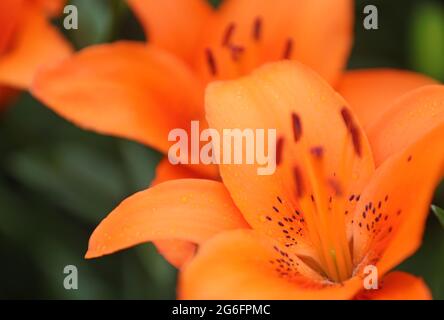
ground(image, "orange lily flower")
xmin=32 ymin=0 xmax=354 ymax=179
xmin=32 ymin=0 xmax=354 ymax=267
xmin=85 ymin=61 xmax=444 ymax=299
xmin=0 ymin=0 xmax=71 ymax=108
xmin=31 ymin=0 xmax=439 ymax=267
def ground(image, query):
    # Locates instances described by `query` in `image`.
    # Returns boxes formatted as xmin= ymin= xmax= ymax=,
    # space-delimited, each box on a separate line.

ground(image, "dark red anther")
xmin=340 ymin=107 xmax=362 ymax=157
xmin=340 ymin=107 xmax=354 ymax=130
xmin=222 ymin=22 xmax=236 ymax=46
xmin=230 ymin=45 xmax=245 ymax=61
xmin=276 ymin=136 xmax=284 ymax=166
xmin=310 ymin=146 xmax=324 ymax=159
xmin=350 ymin=126 xmax=362 ymax=157
xmin=293 ymin=166 xmax=304 ymax=198
xmin=291 ymin=112 xmax=302 ymax=142
xmin=283 ymin=38 xmax=293 ymax=59
xmin=205 ymin=48 xmax=217 ymax=76
xmin=252 ymin=17 xmax=262 ymax=41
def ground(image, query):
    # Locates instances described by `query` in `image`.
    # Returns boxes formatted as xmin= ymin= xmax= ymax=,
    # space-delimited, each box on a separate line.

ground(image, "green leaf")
xmin=5 ymin=142 xmax=128 ymax=223
xmin=118 ymin=140 xmax=161 ymax=191
xmin=409 ymin=1 xmax=444 ymax=81
xmin=67 ymin=0 xmax=113 ymax=48
xmin=431 ymin=205 xmax=444 ymax=228
xmin=208 ymin=0 xmax=223 ymax=8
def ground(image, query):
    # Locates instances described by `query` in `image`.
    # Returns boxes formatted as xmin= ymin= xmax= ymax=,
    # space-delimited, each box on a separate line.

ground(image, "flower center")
xmin=287 ymin=109 xmax=363 ymax=282
xmin=205 ymin=17 xmax=295 ymax=77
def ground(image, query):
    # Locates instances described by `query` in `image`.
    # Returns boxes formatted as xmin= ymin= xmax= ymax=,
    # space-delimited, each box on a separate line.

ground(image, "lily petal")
xmin=0 ymin=0 xmax=23 ymax=55
xmin=33 ymin=0 xmax=66 ymax=16
xmin=352 ymin=124 xmax=444 ymax=273
xmin=0 ymin=4 xmax=72 ymax=88
xmin=355 ymin=272 xmax=431 ymax=300
xmin=179 ymin=230 xmax=363 ymax=299
xmin=337 ymin=69 xmax=438 ymax=130
xmin=32 ymin=42 xmax=204 ymax=155
xmin=127 ymin=0 xmax=213 ymax=64
xmin=367 ymin=85 xmax=444 ymax=166
xmin=154 ymin=239 xmax=197 ymax=269
xmin=85 ymin=179 xmax=249 ymax=259
xmin=151 ymin=158 xmax=220 ymax=268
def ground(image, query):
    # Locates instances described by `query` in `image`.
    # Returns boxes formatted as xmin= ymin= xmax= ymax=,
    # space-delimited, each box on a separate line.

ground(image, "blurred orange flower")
xmin=0 ymin=0 xmax=71 ymax=108
xmin=32 ymin=0 xmax=356 ymax=267
xmin=86 ymin=62 xmax=444 ymax=299
xmin=32 ymin=0 xmax=355 ymax=181
xmin=32 ymin=0 xmax=440 ymax=267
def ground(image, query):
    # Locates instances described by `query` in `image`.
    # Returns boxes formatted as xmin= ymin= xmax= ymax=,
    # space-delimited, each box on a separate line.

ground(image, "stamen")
xmin=350 ymin=126 xmax=362 ymax=157
xmin=340 ymin=107 xmax=362 ymax=157
xmin=310 ymin=146 xmax=324 ymax=159
xmin=205 ymin=48 xmax=217 ymax=76
xmin=304 ymin=148 xmax=342 ymax=281
xmin=293 ymin=166 xmax=304 ymax=197
xmin=291 ymin=113 xmax=302 ymax=142
xmin=276 ymin=136 xmax=284 ymax=165
xmin=282 ymin=38 xmax=293 ymax=59
xmin=303 ymin=142 xmax=355 ymax=281
xmin=229 ymin=45 xmax=245 ymax=61
xmin=340 ymin=107 xmax=354 ymax=130
xmin=252 ymin=17 xmax=262 ymax=41
xmin=222 ymin=23 xmax=236 ymax=46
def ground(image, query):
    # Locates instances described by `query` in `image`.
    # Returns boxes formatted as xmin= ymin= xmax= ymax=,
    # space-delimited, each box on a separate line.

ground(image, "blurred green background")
xmin=0 ymin=0 xmax=443 ymax=299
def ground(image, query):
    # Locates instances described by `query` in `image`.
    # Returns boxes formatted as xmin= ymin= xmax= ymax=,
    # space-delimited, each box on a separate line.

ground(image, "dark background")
xmin=0 ymin=0 xmax=443 ymax=299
